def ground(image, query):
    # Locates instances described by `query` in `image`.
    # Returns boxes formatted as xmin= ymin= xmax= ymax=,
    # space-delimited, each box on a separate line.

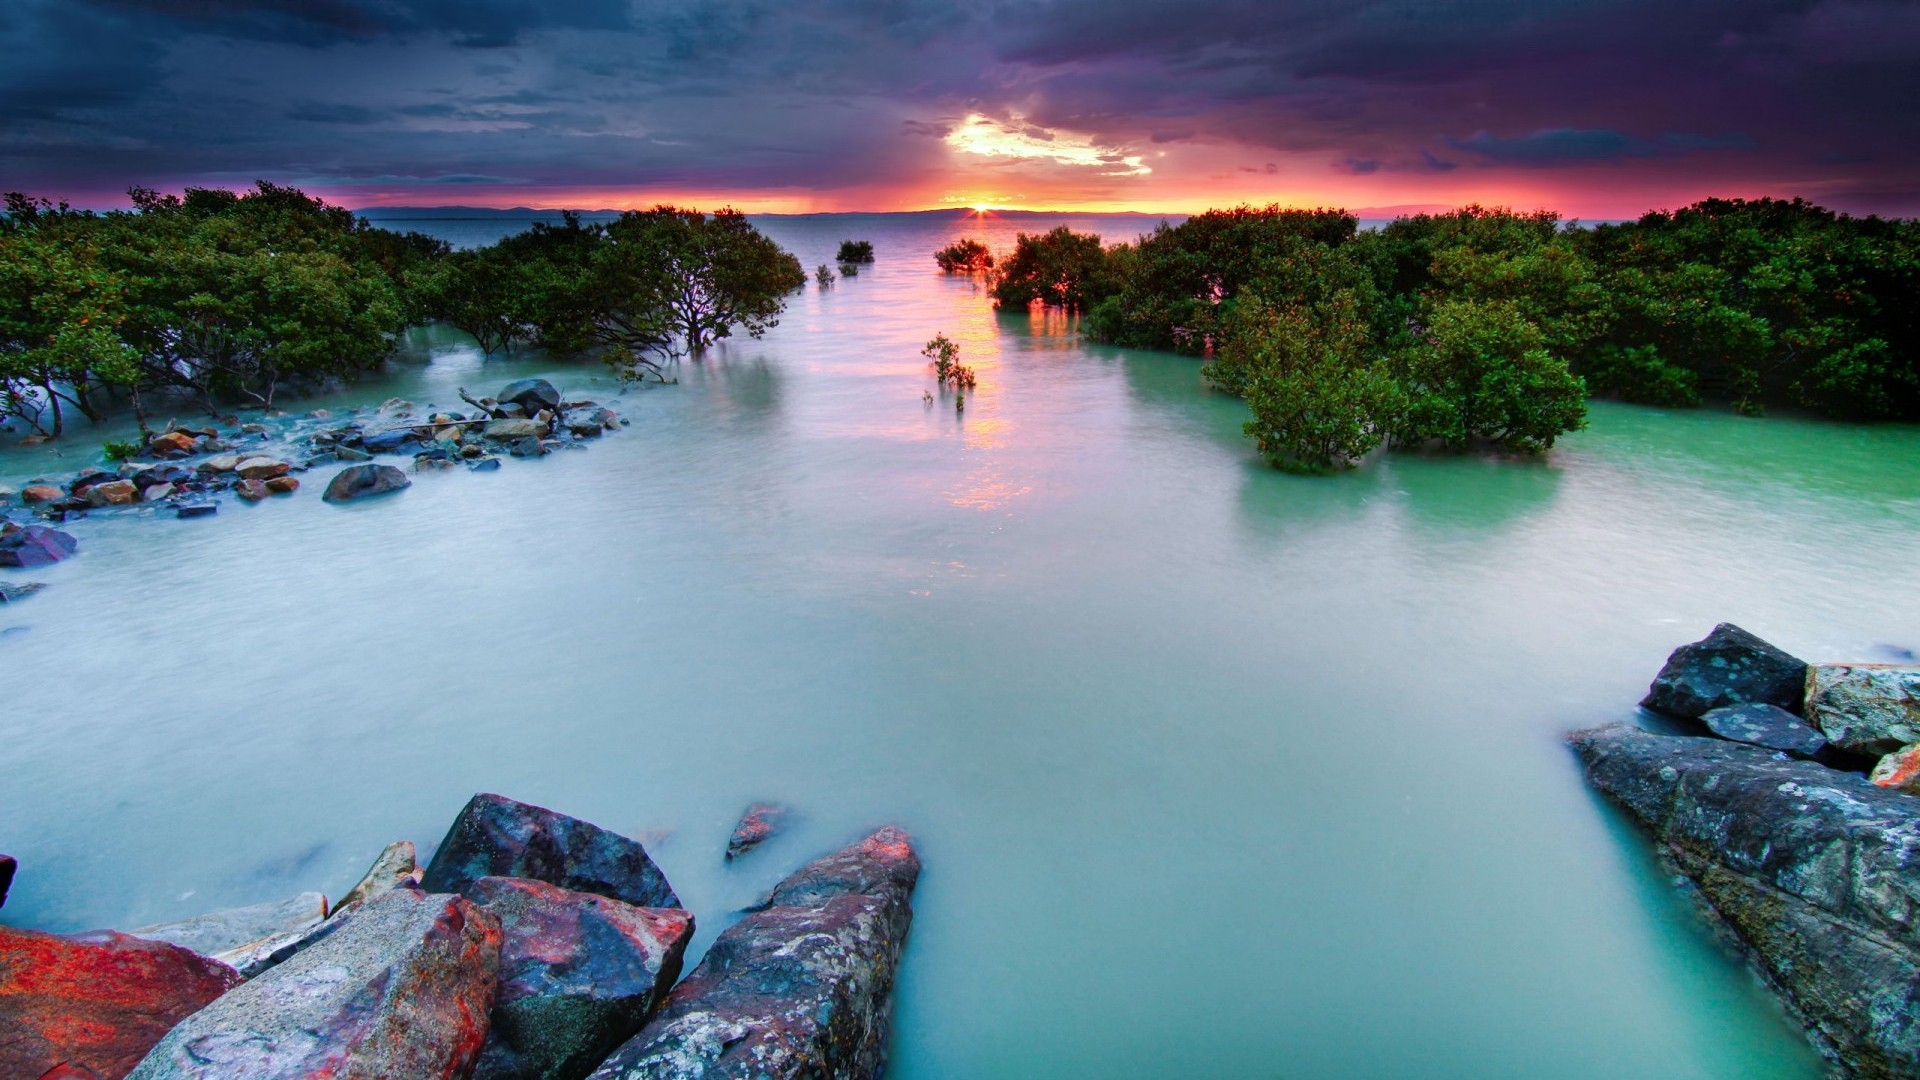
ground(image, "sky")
xmin=2 ymin=0 xmax=1917 ymax=217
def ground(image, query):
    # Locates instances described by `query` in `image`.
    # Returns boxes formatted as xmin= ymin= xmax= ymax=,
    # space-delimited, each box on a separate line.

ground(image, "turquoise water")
xmin=5 ymin=212 xmax=1919 ymax=1077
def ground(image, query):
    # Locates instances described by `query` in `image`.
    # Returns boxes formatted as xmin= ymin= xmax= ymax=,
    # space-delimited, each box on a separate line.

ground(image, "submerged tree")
xmin=934 ymin=238 xmax=994 ymax=273
xmin=837 ymin=239 xmax=875 ymax=264
xmin=989 ymin=227 xmax=1121 ymax=313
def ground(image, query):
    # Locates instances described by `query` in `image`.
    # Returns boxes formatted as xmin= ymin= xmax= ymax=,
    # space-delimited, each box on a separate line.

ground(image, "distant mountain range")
xmin=352 ymin=204 xmax=1459 ymax=220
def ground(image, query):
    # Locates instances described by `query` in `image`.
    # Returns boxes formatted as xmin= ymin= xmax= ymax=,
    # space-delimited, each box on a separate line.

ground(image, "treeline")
xmin=985 ymin=200 xmax=1920 ymax=471
xmin=0 ymin=183 xmax=804 ymax=437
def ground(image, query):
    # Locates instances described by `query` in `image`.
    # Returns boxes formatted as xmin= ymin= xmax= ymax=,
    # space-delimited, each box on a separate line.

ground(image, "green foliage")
xmin=102 ymin=438 xmax=140 ymax=463
xmin=989 ymin=226 xmax=1122 ymax=313
xmin=837 ymin=240 xmax=875 ymax=264
xmin=1389 ymin=299 xmax=1588 ymax=454
xmin=934 ymin=238 xmax=994 ymax=273
xmin=922 ymin=334 xmax=960 ymax=382
xmin=1215 ymin=290 xmax=1398 ymax=473
xmin=816 ymin=263 xmax=835 ymax=288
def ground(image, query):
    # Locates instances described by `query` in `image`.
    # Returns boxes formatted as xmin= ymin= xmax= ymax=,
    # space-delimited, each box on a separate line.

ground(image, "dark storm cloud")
xmin=2 ymin=0 xmax=1915 ymax=211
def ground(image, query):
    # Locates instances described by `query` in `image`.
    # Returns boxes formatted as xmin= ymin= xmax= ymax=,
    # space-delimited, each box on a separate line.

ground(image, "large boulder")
xmin=1698 ymin=702 xmax=1828 ymax=758
xmin=464 ymin=877 xmax=694 ymax=1080
xmin=498 ymin=379 xmax=561 ymax=415
xmin=589 ymin=827 xmax=921 ymax=1080
xmin=1570 ymin=725 xmax=1920 ymax=1078
xmin=129 ymin=892 xmax=329 ymax=978
xmin=421 ymin=793 xmax=680 ymax=910
xmin=1 ymin=926 xmax=243 ymax=1080
xmin=1807 ymin=665 xmax=1920 ymax=757
xmin=1640 ymin=623 xmax=1808 ymax=719
xmin=322 ymin=463 xmax=411 ymax=503
xmin=128 ymin=888 xmax=502 ymax=1080
xmin=0 ymin=523 xmax=78 ymax=567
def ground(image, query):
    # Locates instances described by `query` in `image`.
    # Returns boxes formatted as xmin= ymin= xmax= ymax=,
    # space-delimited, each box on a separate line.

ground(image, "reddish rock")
xmin=1871 ymin=744 xmax=1920 ymax=793
xmin=263 ymin=476 xmax=299 ymax=495
xmin=21 ymin=485 xmax=62 ymax=503
xmin=86 ymin=480 xmax=139 ymax=507
xmin=150 ymin=432 xmax=198 ymax=455
xmin=234 ymin=479 xmax=268 ymax=501
xmin=589 ymin=828 xmax=920 ymax=1080
xmin=0 ymin=524 xmax=78 ymax=567
xmin=465 ymin=877 xmax=693 ymax=1080
xmin=725 ymin=802 xmax=791 ymax=862
xmin=0 ymin=925 xmax=243 ymax=1080
xmin=127 ymin=888 xmax=501 ymax=1080
xmin=233 ymin=457 xmax=290 ymax=481
xmin=421 ymin=793 xmax=680 ymax=910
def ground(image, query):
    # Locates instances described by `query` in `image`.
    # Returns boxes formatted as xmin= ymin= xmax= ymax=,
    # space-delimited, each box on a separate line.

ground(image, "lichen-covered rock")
xmin=127 ymin=888 xmax=501 ymax=1080
xmin=725 ymin=802 xmax=790 ymax=862
xmin=1 ymin=925 xmax=243 ymax=1080
xmin=1808 ymin=665 xmax=1920 ymax=757
xmin=322 ymin=463 xmax=411 ymax=503
xmin=589 ymin=827 xmax=920 ymax=1080
xmin=1640 ymin=623 xmax=1809 ymax=719
xmin=1871 ymin=744 xmax=1920 ymax=795
xmin=464 ymin=877 xmax=693 ymax=1080
xmin=1698 ymin=702 xmax=1828 ymax=758
xmin=129 ymin=892 xmax=329 ymax=978
xmin=1570 ymin=724 xmax=1920 ymax=1078
xmin=421 ymin=793 xmax=680 ymax=910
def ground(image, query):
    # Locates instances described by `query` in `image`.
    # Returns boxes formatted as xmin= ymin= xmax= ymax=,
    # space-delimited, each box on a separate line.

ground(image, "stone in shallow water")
xmin=464 ymin=876 xmax=693 ymax=1080
xmin=1 ymin=925 xmax=243 ymax=1080
xmin=725 ymin=802 xmax=791 ymax=862
xmin=1698 ymin=702 xmax=1827 ymax=757
xmin=421 ymin=793 xmax=680 ymax=910
xmin=334 ymin=840 xmax=421 ymax=916
xmin=129 ymin=891 xmax=329 ymax=975
xmin=0 ymin=523 xmax=77 ymax=567
xmin=322 ymin=463 xmax=411 ymax=503
xmin=177 ymin=504 xmax=217 ymax=519
xmin=127 ymin=888 xmax=502 ymax=1080
xmin=1640 ymin=623 xmax=1808 ymax=719
xmin=589 ymin=827 xmax=920 ymax=1080
xmin=498 ymin=379 xmax=561 ymax=414
xmin=1807 ymin=664 xmax=1920 ymax=757
xmin=0 ymin=581 xmax=45 ymax=604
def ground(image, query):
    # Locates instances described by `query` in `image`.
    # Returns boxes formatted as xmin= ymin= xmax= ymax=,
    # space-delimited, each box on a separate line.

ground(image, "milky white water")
xmin=5 ymin=211 xmax=1919 ymax=1077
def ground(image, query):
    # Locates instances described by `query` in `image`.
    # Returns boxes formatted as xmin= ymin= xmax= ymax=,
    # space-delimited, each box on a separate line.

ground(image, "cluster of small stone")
xmin=0 ymin=794 xmax=918 ymax=1080
xmin=1573 ymin=623 xmax=1920 ymax=1078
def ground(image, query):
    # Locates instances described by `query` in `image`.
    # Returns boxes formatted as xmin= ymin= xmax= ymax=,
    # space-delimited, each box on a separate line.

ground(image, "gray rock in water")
xmin=333 ymin=840 xmax=421 ymax=917
xmin=0 ymin=582 xmax=46 ymax=604
xmin=1640 ymin=623 xmax=1808 ymax=719
xmin=464 ymin=877 xmax=694 ymax=1080
xmin=421 ymin=793 xmax=680 ymax=910
xmin=486 ymin=418 xmax=548 ymax=441
xmin=1807 ymin=665 xmax=1920 ymax=757
xmin=588 ymin=827 xmax=920 ymax=1080
xmin=1570 ymin=724 xmax=1920 ymax=1078
xmin=1699 ymin=703 xmax=1828 ymax=758
xmin=499 ymin=379 xmax=561 ymax=414
xmin=127 ymin=888 xmax=502 ymax=1080
xmin=724 ymin=802 xmax=790 ymax=862
xmin=322 ymin=463 xmax=411 ymax=503
xmin=128 ymin=891 xmax=328 ymax=977
xmin=0 ymin=523 xmax=77 ymax=568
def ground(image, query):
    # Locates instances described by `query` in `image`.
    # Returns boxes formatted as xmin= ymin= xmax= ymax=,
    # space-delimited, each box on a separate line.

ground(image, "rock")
xmin=199 ymin=438 xmax=232 ymax=453
xmin=0 ymin=853 xmax=13 ymax=906
xmin=1807 ymin=665 xmax=1920 ymax=757
xmin=198 ymin=454 xmax=242 ymax=474
xmin=496 ymin=403 xmax=529 ymax=419
xmin=0 ymin=524 xmax=78 ymax=567
xmin=150 ymin=431 xmax=198 ymax=455
xmin=1570 ymin=724 xmax=1920 ymax=1077
xmin=0 ymin=581 xmax=46 ymax=604
xmin=176 ymin=504 xmax=218 ymax=520
xmin=590 ymin=827 xmax=920 ymax=1080
xmin=323 ymin=463 xmax=411 ymax=503
xmin=465 ymin=877 xmax=694 ymax=1080
xmin=435 ymin=425 xmax=464 ymax=444
xmin=725 ymin=803 xmax=791 ymax=862
xmin=361 ymin=428 xmax=420 ymax=453
xmin=1640 ymin=623 xmax=1809 ymax=719
xmin=509 ymin=437 xmax=546 ymax=458
xmin=235 ymin=478 xmax=268 ymax=501
xmin=1698 ymin=703 xmax=1828 ymax=758
xmin=130 ymin=892 xmax=330 ymax=978
xmin=421 ymin=793 xmax=681 ymax=910
xmin=127 ymin=888 xmax=501 ymax=1080
xmin=565 ymin=416 xmax=605 ymax=438
xmin=20 ymin=484 xmax=61 ymax=503
xmin=334 ymin=841 xmax=422 ymax=915
xmin=377 ymin=396 xmax=414 ymax=416
xmin=86 ymin=479 xmax=139 ymax=506
xmin=486 ymin=418 xmax=548 ymax=440
xmin=264 ymin=476 xmax=299 ymax=495
xmin=143 ymin=483 xmax=177 ymax=502
xmin=138 ymin=464 xmax=192 ymax=488
xmin=470 ymin=457 xmax=502 ymax=472
xmin=240 ymin=423 xmax=269 ymax=435
xmin=1871 ymin=744 xmax=1920 ymax=795
xmin=233 ymin=457 xmax=290 ymax=481
xmin=334 ymin=445 xmax=373 ymax=463
xmin=1 ymin=926 xmax=244 ymax=1080
xmin=308 ymin=409 xmax=333 ymax=420
xmin=498 ymin=379 xmax=561 ymax=414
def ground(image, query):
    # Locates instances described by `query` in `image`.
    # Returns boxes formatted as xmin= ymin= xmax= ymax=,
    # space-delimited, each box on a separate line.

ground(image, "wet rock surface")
xmin=0 ymin=580 xmax=46 ymax=604
xmin=1698 ymin=702 xmax=1828 ymax=757
xmin=1 ymin=925 xmax=244 ymax=1080
xmin=463 ymin=876 xmax=694 ymax=1080
xmin=1640 ymin=623 xmax=1808 ymax=719
xmin=128 ymin=888 xmax=502 ymax=1080
xmin=1807 ymin=665 xmax=1920 ymax=757
xmin=128 ymin=891 xmax=329 ymax=978
xmin=1572 ymin=724 xmax=1920 ymax=1078
xmin=421 ymin=793 xmax=681 ymax=910
xmin=725 ymin=802 xmax=791 ymax=862
xmin=333 ymin=840 xmax=421 ymax=916
xmin=322 ymin=462 xmax=411 ymax=503
xmin=589 ymin=827 xmax=920 ymax=1080
xmin=0 ymin=523 xmax=77 ymax=567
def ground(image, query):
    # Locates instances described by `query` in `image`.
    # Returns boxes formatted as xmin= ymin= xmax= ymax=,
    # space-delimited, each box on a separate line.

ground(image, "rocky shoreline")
xmin=1573 ymin=624 xmax=1920 ymax=1078
xmin=0 ymin=794 xmax=919 ymax=1080
xmin=0 ymin=378 xmax=626 ymax=604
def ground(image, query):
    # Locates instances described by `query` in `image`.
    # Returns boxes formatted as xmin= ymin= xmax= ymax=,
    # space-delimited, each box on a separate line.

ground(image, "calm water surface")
xmin=5 ymin=212 xmax=1919 ymax=1078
